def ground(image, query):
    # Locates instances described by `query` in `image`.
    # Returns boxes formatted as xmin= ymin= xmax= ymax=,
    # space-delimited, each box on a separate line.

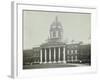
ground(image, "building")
xmin=65 ymin=43 xmax=79 ymax=63
xmin=78 ymin=44 xmax=91 ymax=64
xmin=40 ymin=16 xmax=66 ymax=64
xmin=23 ymin=16 xmax=91 ymax=65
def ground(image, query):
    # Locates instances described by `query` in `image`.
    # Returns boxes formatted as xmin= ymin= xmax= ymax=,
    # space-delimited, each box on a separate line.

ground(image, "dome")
xmin=50 ymin=16 xmax=63 ymax=29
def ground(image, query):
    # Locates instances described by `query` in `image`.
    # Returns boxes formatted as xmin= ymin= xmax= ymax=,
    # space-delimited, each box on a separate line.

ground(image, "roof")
xmin=40 ymin=41 xmax=66 ymax=48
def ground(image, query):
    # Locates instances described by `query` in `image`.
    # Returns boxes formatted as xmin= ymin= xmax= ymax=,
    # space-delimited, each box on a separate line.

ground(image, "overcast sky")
xmin=23 ymin=10 xmax=91 ymax=50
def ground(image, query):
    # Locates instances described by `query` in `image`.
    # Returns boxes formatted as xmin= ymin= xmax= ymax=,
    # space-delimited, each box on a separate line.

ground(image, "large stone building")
xmin=40 ymin=16 xmax=66 ymax=64
xmin=23 ymin=16 xmax=91 ymax=65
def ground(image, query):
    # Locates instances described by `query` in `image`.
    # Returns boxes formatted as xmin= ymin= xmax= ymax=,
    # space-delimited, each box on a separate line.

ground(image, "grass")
xmin=23 ymin=63 xmax=90 ymax=69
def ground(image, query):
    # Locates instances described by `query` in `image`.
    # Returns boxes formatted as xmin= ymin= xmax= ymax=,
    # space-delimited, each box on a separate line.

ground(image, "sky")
xmin=23 ymin=10 xmax=91 ymax=49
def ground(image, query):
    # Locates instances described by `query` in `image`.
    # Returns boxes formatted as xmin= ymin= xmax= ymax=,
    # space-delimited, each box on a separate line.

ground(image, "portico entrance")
xmin=40 ymin=46 xmax=66 ymax=64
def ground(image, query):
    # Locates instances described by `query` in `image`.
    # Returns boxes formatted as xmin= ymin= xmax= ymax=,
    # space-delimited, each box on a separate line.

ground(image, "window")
xmin=71 ymin=50 xmax=73 ymax=54
xmin=71 ymin=56 xmax=73 ymax=61
xmin=67 ymin=56 xmax=70 ymax=61
xmin=75 ymin=56 xmax=77 ymax=61
xmin=75 ymin=50 xmax=77 ymax=54
xmin=67 ymin=50 xmax=69 ymax=54
xmin=53 ymin=32 xmax=56 ymax=38
xmin=56 ymin=31 xmax=58 ymax=38
xmin=50 ymin=31 xmax=53 ymax=38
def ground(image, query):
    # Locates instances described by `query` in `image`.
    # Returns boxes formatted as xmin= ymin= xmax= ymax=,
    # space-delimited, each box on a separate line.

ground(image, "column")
xmin=44 ymin=48 xmax=47 ymax=63
xmin=53 ymin=48 xmax=56 ymax=63
xmin=75 ymin=50 xmax=78 ymax=62
xmin=63 ymin=47 xmax=66 ymax=63
xmin=40 ymin=49 xmax=42 ymax=64
xmin=58 ymin=47 xmax=61 ymax=63
xmin=49 ymin=48 xmax=51 ymax=63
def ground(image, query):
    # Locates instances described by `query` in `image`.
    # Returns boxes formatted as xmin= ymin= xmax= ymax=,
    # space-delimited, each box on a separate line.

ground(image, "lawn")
xmin=23 ymin=63 xmax=90 ymax=69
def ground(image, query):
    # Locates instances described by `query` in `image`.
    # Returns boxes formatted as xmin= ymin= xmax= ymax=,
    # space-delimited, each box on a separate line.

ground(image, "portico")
xmin=40 ymin=46 xmax=66 ymax=64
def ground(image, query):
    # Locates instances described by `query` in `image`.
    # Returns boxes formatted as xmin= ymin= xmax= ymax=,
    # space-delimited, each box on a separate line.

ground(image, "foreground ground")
xmin=23 ymin=63 xmax=90 ymax=69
